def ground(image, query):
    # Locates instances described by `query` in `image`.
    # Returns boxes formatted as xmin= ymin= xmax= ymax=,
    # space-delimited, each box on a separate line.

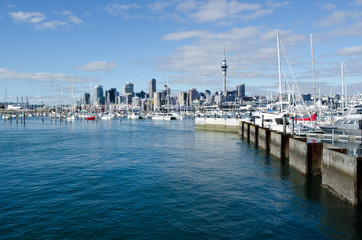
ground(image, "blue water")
xmin=1 ymin=118 xmax=362 ymax=239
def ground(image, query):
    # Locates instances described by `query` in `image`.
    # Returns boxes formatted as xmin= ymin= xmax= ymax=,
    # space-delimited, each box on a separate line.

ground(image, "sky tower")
xmin=221 ymin=48 xmax=228 ymax=96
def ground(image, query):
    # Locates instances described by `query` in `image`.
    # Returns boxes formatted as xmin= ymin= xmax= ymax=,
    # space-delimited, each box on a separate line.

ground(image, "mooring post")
xmin=283 ymin=115 xmax=286 ymax=134
xmin=357 ymin=119 xmax=362 ymax=157
xmin=262 ymin=115 xmax=264 ymax=128
xmin=332 ymin=128 xmax=335 ymax=145
xmin=291 ymin=117 xmax=294 ymax=136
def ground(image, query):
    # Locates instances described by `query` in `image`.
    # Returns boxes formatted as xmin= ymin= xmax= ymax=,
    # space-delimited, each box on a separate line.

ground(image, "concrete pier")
xmin=243 ymin=122 xmax=250 ymax=142
xmin=249 ymin=125 xmax=258 ymax=144
xmin=270 ymin=132 xmax=290 ymax=159
xmin=195 ymin=117 xmax=239 ymax=133
xmin=289 ymin=137 xmax=323 ymax=175
xmin=196 ymin=118 xmax=362 ymax=205
xmin=258 ymin=127 xmax=270 ymax=150
xmin=322 ymin=147 xmax=361 ymax=205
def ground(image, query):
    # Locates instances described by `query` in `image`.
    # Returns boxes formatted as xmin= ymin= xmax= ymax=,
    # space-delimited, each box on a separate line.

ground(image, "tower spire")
xmin=221 ymin=47 xmax=228 ymax=96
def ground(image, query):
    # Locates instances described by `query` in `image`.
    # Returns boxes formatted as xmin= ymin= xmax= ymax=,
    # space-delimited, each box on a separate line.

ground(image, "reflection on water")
xmin=0 ymin=119 xmax=362 ymax=239
xmin=245 ymin=138 xmax=362 ymax=239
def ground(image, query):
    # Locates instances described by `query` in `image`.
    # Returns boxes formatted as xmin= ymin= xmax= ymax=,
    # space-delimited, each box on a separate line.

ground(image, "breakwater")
xmin=196 ymin=117 xmax=362 ymax=206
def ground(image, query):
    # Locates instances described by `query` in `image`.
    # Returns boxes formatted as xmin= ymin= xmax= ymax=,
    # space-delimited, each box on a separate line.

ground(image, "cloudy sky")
xmin=1 ymin=0 xmax=362 ymax=103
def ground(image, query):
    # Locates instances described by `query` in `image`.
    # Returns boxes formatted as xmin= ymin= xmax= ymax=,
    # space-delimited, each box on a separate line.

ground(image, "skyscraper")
xmin=188 ymin=88 xmax=198 ymax=105
xmin=83 ymin=93 xmax=90 ymax=105
xmin=105 ymin=88 xmax=117 ymax=104
xmin=221 ymin=49 xmax=228 ymax=96
xmin=123 ymin=82 xmax=134 ymax=104
xmin=148 ymin=78 xmax=156 ymax=99
xmin=123 ymin=82 xmax=134 ymax=95
xmin=93 ymin=85 xmax=103 ymax=105
xmin=236 ymin=84 xmax=245 ymax=99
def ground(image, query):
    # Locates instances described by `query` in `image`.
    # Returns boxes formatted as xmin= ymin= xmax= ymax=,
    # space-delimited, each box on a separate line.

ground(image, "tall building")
xmin=148 ymin=78 xmax=156 ymax=99
xmin=177 ymin=92 xmax=186 ymax=106
xmin=161 ymin=85 xmax=171 ymax=103
xmin=123 ymin=82 xmax=134 ymax=95
xmin=205 ymin=90 xmax=211 ymax=99
xmin=236 ymin=84 xmax=245 ymax=99
xmin=221 ymin=49 xmax=228 ymax=96
xmin=123 ymin=82 xmax=134 ymax=104
xmin=93 ymin=85 xmax=104 ymax=105
xmin=83 ymin=93 xmax=90 ymax=105
xmin=153 ymin=92 xmax=161 ymax=110
xmin=188 ymin=88 xmax=198 ymax=104
xmin=105 ymin=88 xmax=117 ymax=104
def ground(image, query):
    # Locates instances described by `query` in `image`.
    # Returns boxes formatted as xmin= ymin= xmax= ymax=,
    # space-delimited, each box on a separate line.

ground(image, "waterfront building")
xmin=132 ymin=96 xmax=140 ymax=107
xmin=93 ymin=85 xmax=104 ymax=106
xmin=236 ymin=84 xmax=245 ymax=99
xmin=123 ymin=82 xmax=134 ymax=95
xmin=226 ymin=90 xmax=236 ymax=102
xmin=177 ymin=92 xmax=186 ymax=106
xmin=123 ymin=82 xmax=134 ymax=105
xmin=148 ymin=78 xmax=156 ymax=99
xmin=205 ymin=90 xmax=211 ymax=99
xmin=136 ymin=90 xmax=147 ymax=99
xmin=83 ymin=93 xmax=90 ymax=105
xmin=154 ymin=92 xmax=161 ymax=110
xmin=188 ymin=88 xmax=199 ymax=105
xmin=105 ymin=88 xmax=117 ymax=104
xmin=161 ymin=85 xmax=171 ymax=104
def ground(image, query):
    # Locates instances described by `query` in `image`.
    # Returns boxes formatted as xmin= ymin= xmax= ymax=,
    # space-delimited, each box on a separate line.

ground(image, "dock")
xmin=195 ymin=117 xmax=362 ymax=206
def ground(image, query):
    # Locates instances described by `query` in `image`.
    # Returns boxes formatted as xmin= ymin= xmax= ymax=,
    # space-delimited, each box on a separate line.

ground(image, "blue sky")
xmin=1 ymin=0 xmax=362 ymax=104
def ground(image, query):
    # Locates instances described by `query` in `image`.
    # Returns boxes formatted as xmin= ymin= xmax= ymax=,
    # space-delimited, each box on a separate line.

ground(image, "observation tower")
xmin=221 ymin=49 xmax=228 ymax=96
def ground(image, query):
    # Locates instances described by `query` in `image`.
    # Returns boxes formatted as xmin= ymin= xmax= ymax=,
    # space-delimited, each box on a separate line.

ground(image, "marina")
xmin=1 ymin=118 xmax=362 ymax=239
xmin=2 ymin=1 xmax=362 ymax=239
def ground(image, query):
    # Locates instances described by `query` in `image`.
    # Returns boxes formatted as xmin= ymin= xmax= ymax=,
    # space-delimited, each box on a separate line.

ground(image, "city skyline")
xmin=1 ymin=0 xmax=362 ymax=104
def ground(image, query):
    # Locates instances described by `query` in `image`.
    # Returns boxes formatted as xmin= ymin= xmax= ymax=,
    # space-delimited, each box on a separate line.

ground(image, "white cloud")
xmin=0 ymin=68 xmax=94 ymax=83
xmin=104 ymin=3 xmax=140 ymax=16
xmin=329 ymin=21 xmax=362 ymax=36
xmin=175 ymin=0 xmax=200 ymax=12
xmin=162 ymin=30 xmax=211 ymax=40
xmin=145 ymin=0 xmax=290 ymax=24
xmin=158 ymin=27 xmax=308 ymax=90
xmin=9 ymin=11 xmax=46 ymax=23
xmin=319 ymin=3 xmax=336 ymax=10
xmin=266 ymin=1 xmax=291 ymax=8
xmin=349 ymin=0 xmax=362 ymax=6
xmin=76 ymin=61 xmax=118 ymax=71
xmin=6 ymin=4 xmax=16 ymax=8
xmin=9 ymin=11 xmax=82 ymax=30
xmin=189 ymin=0 xmax=262 ymax=23
xmin=338 ymin=45 xmax=362 ymax=56
xmin=147 ymin=1 xmax=174 ymax=11
xmin=56 ymin=11 xmax=83 ymax=24
xmin=35 ymin=20 xmax=68 ymax=30
xmin=316 ymin=10 xmax=362 ymax=27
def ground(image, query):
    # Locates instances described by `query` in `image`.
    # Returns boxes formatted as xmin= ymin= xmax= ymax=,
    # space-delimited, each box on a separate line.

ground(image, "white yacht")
xmin=151 ymin=113 xmax=176 ymax=121
xmin=251 ymin=112 xmax=314 ymax=135
xmin=319 ymin=106 xmax=362 ymax=136
xmin=127 ymin=112 xmax=144 ymax=120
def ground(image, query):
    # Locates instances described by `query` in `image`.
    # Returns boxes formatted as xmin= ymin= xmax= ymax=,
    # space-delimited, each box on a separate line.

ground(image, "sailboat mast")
xmin=277 ymin=33 xmax=282 ymax=113
xmin=341 ymin=61 xmax=344 ymax=110
xmin=310 ymin=33 xmax=316 ymax=112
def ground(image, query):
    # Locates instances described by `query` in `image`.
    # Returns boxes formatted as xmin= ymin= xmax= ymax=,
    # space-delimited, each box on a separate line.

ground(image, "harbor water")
xmin=1 ymin=119 xmax=362 ymax=239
